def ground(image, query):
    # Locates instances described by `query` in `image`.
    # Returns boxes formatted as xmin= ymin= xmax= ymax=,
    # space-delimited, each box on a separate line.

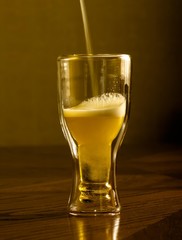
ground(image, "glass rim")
xmin=57 ymin=53 xmax=131 ymax=61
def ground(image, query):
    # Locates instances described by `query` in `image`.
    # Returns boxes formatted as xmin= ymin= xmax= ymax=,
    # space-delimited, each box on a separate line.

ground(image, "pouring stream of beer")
xmin=79 ymin=0 xmax=98 ymax=95
xmin=80 ymin=0 xmax=92 ymax=54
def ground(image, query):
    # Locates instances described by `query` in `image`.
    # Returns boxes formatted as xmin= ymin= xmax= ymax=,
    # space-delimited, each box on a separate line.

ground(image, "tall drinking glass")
xmin=57 ymin=54 xmax=131 ymax=216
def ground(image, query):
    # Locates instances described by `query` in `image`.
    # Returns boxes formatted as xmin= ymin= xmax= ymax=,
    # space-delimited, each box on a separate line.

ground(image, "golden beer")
xmin=64 ymin=93 xmax=126 ymax=196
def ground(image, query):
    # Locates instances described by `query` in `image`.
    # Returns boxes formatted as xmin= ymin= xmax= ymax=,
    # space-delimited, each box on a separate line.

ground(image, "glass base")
xmin=68 ymin=186 xmax=120 ymax=216
xmin=69 ymin=210 xmax=120 ymax=216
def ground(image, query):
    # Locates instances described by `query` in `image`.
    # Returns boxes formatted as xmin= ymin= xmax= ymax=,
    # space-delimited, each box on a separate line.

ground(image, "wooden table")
xmin=0 ymin=145 xmax=182 ymax=239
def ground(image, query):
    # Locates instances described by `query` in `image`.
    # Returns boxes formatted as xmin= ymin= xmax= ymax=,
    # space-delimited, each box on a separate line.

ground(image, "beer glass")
xmin=57 ymin=54 xmax=131 ymax=216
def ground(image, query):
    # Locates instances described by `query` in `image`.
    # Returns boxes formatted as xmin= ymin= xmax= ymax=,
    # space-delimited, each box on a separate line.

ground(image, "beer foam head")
xmin=80 ymin=93 xmax=125 ymax=109
xmin=64 ymin=93 xmax=126 ymax=117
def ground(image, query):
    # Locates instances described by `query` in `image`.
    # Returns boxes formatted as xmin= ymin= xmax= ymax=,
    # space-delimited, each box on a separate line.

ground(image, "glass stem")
xmin=78 ymin=143 xmax=112 ymax=202
xmin=79 ymin=143 xmax=111 ymax=183
xmin=68 ymin=143 xmax=120 ymax=214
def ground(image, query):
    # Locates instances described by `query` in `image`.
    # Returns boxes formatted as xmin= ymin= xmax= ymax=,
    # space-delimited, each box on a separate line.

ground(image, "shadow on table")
xmin=124 ymin=209 xmax=182 ymax=240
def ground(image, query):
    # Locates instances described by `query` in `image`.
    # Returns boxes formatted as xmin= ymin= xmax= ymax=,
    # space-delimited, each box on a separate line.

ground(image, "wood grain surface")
xmin=0 ymin=145 xmax=182 ymax=239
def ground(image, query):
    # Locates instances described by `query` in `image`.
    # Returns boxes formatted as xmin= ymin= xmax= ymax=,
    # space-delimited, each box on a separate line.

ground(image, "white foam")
xmin=79 ymin=93 xmax=125 ymax=108
xmin=64 ymin=93 xmax=126 ymax=117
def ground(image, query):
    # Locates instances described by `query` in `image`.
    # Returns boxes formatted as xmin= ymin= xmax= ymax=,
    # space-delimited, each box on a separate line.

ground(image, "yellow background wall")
xmin=0 ymin=0 xmax=181 ymax=146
